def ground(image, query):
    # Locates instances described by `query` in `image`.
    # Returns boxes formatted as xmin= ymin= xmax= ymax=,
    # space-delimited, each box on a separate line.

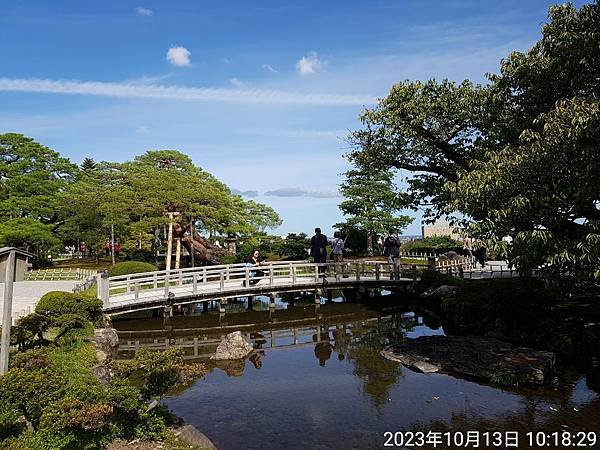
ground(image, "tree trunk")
xmin=111 ymin=224 xmax=115 ymax=265
xmin=190 ymin=215 xmax=195 ymax=268
xmin=367 ymin=232 xmax=373 ymax=257
xmin=172 ymin=223 xmax=226 ymax=265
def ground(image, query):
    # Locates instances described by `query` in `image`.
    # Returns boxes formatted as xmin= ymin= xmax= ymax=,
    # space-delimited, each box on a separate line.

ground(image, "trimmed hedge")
xmin=35 ymin=292 xmax=103 ymax=325
xmin=108 ymin=261 xmax=157 ymax=277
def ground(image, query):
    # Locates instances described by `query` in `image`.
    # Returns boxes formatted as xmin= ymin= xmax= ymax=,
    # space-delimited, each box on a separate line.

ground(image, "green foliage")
xmin=337 ymin=163 xmax=413 ymax=255
xmin=107 ymin=261 xmax=158 ymax=277
xmin=125 ymin=248 xmax=155 ymax=263
xmin=0 ymin=368 xmax=66 ymax=427
xmin=347 ymin=2 xmax=600 ymax=285
xmin=12 ymin=314 xmax=50 ymax=350
xmin=0 ymin=133 xmax=77 ymax=223
xmin=111 ymin=347 xmax=206 ymax=400
xmin=59 ymin=150 xmax=281 ymax=261
xmin=35 ymin=291 xmax=103 ymax=326
xmin=11 ymin=348 xmax=51 ymax=371
xmin=0 ymin=218 xmax=60 ymax=252
xmin=279 ymin=233 xmax=310 ymax=260
xmin=402 ymin=236 xmax=462 ymax=254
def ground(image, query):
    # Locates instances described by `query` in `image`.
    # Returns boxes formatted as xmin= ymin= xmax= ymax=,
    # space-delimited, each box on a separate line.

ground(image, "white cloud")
xmin=136 ymin=7 xmax=153 ymax=16
xmin=264 ymin=187 xmax=341 ymax=198
xmin=296 ymin=52 xmax=322 ymax=76
xmin=0 ymin=77 xmax=376 ymax=106
xmin=221 ymin=57 xmax=231 ymax=64
xmin=166 ymin=46 xmax=191 ymax=66
xmin=229 ymin=78 xmax=244 ymax=88
xmin=261 ymin=64 xmax=278 ymax=73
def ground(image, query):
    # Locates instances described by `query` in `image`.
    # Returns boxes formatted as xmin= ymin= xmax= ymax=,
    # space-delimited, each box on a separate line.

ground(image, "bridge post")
xmin=412 ymin=265 xmax=418 ymax=282
xmin=134 ymin=283 xmax=140 ymax=300
xmin=245 ymin=268 xmax=250 ymax=288
xmin=97 ymin=270 xmax=109 ymax=307
xmin=192 ymin=273 xmax=198 ymax=293
xmin=375 ymin=263 xmax=381 ymax=281
xmin=314 ymin=264 xmax=319 ymax=281
xmin=291 ymin=265 xmax=297 ymax=284
xmin=164 ymin=273 xmax=170 ymax=298
xmin=153 ymin=273 xmax=158 ymax=289
xmin=269 ymin=266 xmax=274 ymax=286
xmin=219 ymin=298 xmax=226 ymax=314
xmin=219 ymin=271 xmax=225 ymax=291
xmin=314 ymin=290 xmax=320 ymax=304
xmin=355 ymin=262 xmax=361 ymax=281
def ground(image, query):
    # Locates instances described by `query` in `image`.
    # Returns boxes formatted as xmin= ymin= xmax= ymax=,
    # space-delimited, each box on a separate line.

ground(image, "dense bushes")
xmin=36 ymin=291 xmax=103 ymax=325
xmin=1 ymin=328 xmax=204 ymax=449
xmin=402 ymin=236 xmax=463 ymax=254
xmin=108 ymin=261 xmax=157 ymax=277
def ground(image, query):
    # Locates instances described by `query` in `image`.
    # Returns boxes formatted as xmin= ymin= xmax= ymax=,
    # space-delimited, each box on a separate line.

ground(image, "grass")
xmin=48 ymin=325 xmax=97 ymax=383
xmin=53 ymin=257 xmax=113 ymax=270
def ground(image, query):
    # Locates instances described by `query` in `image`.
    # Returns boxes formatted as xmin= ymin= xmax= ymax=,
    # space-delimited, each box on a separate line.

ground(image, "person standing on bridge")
xmin=310 ymin=228 xmax=328 ymax=274
xmin=245 ymin=249 xmax=265 ymax=286
xmin=383 ymin=230 xmax=401 ymax=279
xmin=329 ymin=231 xmax=345 ymax=279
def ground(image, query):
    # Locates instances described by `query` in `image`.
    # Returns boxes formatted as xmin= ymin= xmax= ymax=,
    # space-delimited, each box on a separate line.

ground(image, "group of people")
xmin=243 ymin=227 xmax=405 ymax=285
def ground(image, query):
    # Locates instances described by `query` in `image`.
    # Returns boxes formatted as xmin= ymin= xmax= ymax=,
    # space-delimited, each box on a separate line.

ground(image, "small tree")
xmin=337 ymin=165 xmax=412 ymax=256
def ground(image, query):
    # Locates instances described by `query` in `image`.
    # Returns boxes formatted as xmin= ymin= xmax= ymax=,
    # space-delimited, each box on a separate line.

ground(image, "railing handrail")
xmin=107 ymin=259 xmax=307 ymax=282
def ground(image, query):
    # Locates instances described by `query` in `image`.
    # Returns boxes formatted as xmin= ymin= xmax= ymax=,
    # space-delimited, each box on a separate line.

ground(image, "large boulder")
xmin=421 ymin=284 xmax=458 ymax=299
xmin=173 ymin=425 xmax=217 ymax=450
xmin=382 ymin=335 xmax=555 ymax=386
xmin=211 ymin=331 xmax=253 ymax=360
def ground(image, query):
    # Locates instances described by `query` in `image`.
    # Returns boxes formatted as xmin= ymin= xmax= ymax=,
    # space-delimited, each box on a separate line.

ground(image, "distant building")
xmin=421 ymin=220 xmax=462 ymax=240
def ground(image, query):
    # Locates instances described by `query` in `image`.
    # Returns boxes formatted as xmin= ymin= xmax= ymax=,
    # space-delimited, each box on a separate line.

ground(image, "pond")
xmin=113 ymin=291 xmax=600 ymax=449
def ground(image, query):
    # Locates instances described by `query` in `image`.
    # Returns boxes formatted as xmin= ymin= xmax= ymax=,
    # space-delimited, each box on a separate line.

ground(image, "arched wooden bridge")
xmin=98 ymin=260 xmax=424 ymax=316
xmin=98 ymin=256 xmax=513 ymax=316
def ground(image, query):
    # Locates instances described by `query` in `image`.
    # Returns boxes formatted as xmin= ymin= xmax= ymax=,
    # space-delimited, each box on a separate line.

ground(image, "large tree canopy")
xmin=0 ymin=133 xmax=77 ymax=222
xmin=60 ymin=149 xmax=281 ymax=262
xmin=348 ymin=2 xmax=600 ymax=283
xmin=0 ymin=134 xmax=281 ymax=264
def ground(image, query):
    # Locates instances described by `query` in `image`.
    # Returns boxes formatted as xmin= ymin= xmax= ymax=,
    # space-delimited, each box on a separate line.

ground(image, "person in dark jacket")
xmin=310 ymin=227 xmax=328 ymax=274
xmin=383 ymin=231 xmax=401 ymax=279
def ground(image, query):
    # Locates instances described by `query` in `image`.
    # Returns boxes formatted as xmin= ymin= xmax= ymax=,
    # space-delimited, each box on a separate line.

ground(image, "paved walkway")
xmin=0 ymin=281 xmax=77 ymax=323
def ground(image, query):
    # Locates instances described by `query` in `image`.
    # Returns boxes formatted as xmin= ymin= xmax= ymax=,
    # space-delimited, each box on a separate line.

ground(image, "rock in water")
xmin=211 ymin=331 xmax=253 ymax=360
xmin=382 ymin=335 xmax=555 ymax=386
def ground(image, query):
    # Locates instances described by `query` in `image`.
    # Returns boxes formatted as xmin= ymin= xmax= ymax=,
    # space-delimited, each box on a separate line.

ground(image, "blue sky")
xmin=0 ymin=0 xmax=585 ymax=236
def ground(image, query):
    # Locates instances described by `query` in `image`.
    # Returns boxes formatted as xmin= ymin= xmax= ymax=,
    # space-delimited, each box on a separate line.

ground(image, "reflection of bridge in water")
xmin=115 ymin=298 xmax=441 ymax=361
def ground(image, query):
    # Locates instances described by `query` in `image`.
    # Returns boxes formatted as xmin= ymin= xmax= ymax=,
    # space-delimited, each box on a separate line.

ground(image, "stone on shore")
xmin=173 ymin=425 xmax=217 ymax=449
xmin=211 ymin=331 xmax=253 ymax=360
xmin=381 ymin=335 xmax=555 ymax=386
xmin=420 ymin=284 xmax=458 ymax=299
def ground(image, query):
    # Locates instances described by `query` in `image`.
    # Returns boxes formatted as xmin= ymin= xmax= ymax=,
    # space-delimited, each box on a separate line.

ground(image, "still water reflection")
xmin=113 ymin=292 xmax=600 ymax=449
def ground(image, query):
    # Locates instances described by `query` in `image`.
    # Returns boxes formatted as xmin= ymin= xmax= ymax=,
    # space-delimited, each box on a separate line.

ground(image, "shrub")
xmin=12 ymin=314 xmax=50 ymax=350
xmin=108 ymin=261 xmax=157 ymax=277
xmin=126 ymin=249 xmax=155 ymax=263
xmin=0 ymin=368 xmax=66 ymax=427
xmin=402 ymin=235 xmax=463 ymax=254
xmin=35 ymin=292 xmax=103 ymax=325
xmin=11 ymin=348 xmax=51 ymax=371
xmin=111 ymin=347 xmax=206 ymax=400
